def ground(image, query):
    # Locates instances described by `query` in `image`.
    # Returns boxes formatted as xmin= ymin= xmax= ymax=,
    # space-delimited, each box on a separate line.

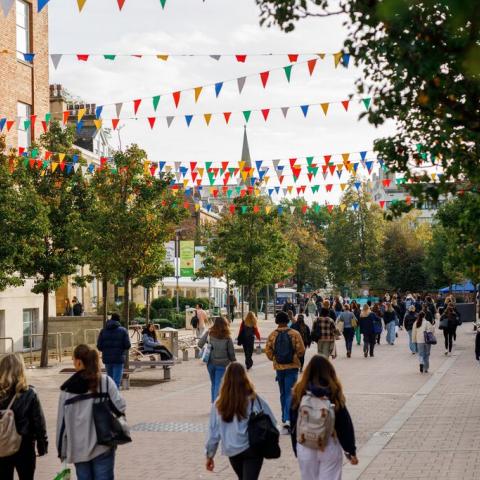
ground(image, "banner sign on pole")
xmin=180 ymin=240 xmax=195 ymax=277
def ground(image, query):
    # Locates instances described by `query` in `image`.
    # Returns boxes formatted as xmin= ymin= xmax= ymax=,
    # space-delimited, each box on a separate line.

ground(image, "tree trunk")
xmin=40 ymin=289 xmax=49 ymax=368
xmin=102 ymin=278 xmax=108 ymax=327
xmin=254 ymin=290 xmax=258 ymax=314
xmin=123 ymin=273 xmax=130 ymax=328
xmin=265 ymin=285 xmax=269 ymax=320
xmin=146 ymin=287 xmax=151 ymax=323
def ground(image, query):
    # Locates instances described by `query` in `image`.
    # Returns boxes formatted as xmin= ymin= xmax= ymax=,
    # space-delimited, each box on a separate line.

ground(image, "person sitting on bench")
xmin=142 ymin=324 xmax=173 ymax=360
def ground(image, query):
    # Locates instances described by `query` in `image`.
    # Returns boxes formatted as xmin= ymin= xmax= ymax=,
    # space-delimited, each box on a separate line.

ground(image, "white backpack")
xmin=296 ymin=392 xmax=335 ymax=451
xmin=0 ymin=395 xmax=22 ymax=458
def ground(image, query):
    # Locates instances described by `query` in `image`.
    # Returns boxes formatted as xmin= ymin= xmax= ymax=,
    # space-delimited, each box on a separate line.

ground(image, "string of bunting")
xmin=1 ymin=0 xmax=202 ymax=16
xmin=1 ymin=97 xmax=371 ymax=132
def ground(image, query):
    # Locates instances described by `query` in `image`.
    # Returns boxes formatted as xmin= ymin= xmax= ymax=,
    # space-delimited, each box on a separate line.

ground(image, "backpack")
xmin=191 ymin=314 xmax=199 ymax=329
xmin=248 ymin=397 xmax=281 ymax=459
xmin=0 ymin=395 xmax=22 ymax=458
xmin=296 ymin=392 xmax=335 ymax=451
xmin=273 ymin=329 xmax=294 ymax=365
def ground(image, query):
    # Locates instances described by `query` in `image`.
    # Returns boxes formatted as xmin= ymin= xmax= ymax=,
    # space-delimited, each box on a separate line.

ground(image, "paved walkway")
xmin=28 ymin=320 xmax=479 ymax=480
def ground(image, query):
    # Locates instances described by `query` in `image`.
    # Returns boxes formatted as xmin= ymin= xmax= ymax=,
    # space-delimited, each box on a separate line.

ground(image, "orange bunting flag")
xmin=405 ymin=196 xmax=412 ymax=205
xmin=157 ymin=54 xmax=169 ymax=61
xmin=223 ymin=112 xmax=231 ymax=124
xmin=172 ymin=91 xmax=181 ymax=108
xmin=279 ymin=175 xmax=285 ymax=184
xmin=307 ymin=58 xmax=317 ymax=76
xmin=341 ymin=100 xmax=350 ymax=111
xmin=260 ymin=71 xmax=270 ymax=88
xmin=261 ymin=109 xmax=270 ymax=121
xmin=194 ymin=86 xmax=202 ymax=103
xmin=77 ymin=0 xmax=87 ymax=11
xmin=302 ymin=205 xmax=308 ymax=214
xmin=111 ymin=119 xmax=120 ymax=130
xmin=62 ymin=111 xmax=70 ymax=125
xmin=342 ymin=153 xmax=350 ymax=163
xmin=133 ymin=99 xmax=142 ymax=115
xmin=94 ymin=119 xmax=102 ymax=130
xmin=148 ymin=117 xmax=156 ymax=129
xmin=320 ymin=103 xmax=329 ymax=115
xmin=327 ymin=204 xmax=334 ymax=213
xmin=204 ymin=113 xmax=212 ymax=126
xmin=253 ymin=205 xmax=260 ymax=213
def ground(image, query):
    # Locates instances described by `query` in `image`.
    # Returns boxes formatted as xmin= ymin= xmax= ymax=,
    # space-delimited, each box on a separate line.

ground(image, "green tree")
xmin=12 ymin=122 xmax=88 ymax=367
xmin=202 ymin=195 xmax=296 ymax=312
xmin=86 ymin=144 xmax=186 ymax=327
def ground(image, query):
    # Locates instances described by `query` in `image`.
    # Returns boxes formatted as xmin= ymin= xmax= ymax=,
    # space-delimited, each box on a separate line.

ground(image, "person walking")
xmin=56 ymin=344 xmax=126 ymax=480
xmin=199 ymin=317 xmax=236 ymax=403
xmin=72 ymin=296 xmax=83 ymax=316
xmin=0 ymin=354 xmax=48 ymax=480
xmin=237 ymin=312 xmax=261 ymax=370
xmin=141 ymin=323 xmax=174 ymax=360
xmin=372 ymin=303 xmax=383 ymax=345
xmin=265 ymin=311 xmax=305 ymax=434
xmin=283 ymin=300 xmax=297 ymax=316
xmin=290 ymin=355 xmax=358 ymax=480
xmin=96 ymin=313 xmax=131 ymax=389
xmin=383 ymin=303 xmax=397 ymax=345
xmin=227 ymin=290 xmax=237 ymax=321
xmin=194 ymin=303 xmax=208 ymax=338
xmin=439 ymin=304 xmax=460 ymax=355
xmin=350 ymin=300 xmax=362 ymax=346
xmin=359 ymin=304 xmax=377 ymax=358
xmin=291 ymin=313 xmax=312 ymax=371
xmin=411 ymin=312 xmax=436 ymax=373
xmin=305 ymin=296 xmax=317 ymax=321
xmin=311 ymin=308 xmax=337 ymax=359
xmin=205 ymin=362 xmax=277 ymax=480
xmin=335 ymin=304 xmax=357 ymax=358
xmin=403 ymin=305 xmax=418 ymax=354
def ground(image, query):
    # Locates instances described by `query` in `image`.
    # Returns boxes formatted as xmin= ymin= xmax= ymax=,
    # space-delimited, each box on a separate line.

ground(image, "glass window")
xmin=17 ymin=102 xmax=31 ymax=148
xmin=16 ymin=1 xmax=31 ymax=61
xmin=23 ymin=309 xmax=39 ymax=350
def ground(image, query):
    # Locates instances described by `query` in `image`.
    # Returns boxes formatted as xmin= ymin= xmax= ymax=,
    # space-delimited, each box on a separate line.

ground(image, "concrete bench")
xmin=129 ymin=359 xmax=175 ymax=380
xmin=59 ymin=367 xmax=135 ymax=390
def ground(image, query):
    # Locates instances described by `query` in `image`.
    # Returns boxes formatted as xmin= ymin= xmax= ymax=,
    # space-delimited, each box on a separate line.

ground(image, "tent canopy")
xmin=439 ymin=281 xmax=476 ymax=293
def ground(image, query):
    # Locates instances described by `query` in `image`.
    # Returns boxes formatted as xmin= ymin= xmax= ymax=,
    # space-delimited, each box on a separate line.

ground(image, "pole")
xmin=208 ymin=276 xmax=212 ymax=313
xmin=176 ymin=230 xmax=180 ymax=313
xmin=241 ymin=286 xmax=245 ymax=320
xmin=265 ymin=285 xmax=269 ymax=320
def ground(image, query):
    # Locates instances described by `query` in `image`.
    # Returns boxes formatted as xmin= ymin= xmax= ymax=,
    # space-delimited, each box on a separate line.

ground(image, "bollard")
xmin=195 ymin=346 xmax=201 ymax=359
xmin=182 ymin=349 xmax=189 ymax=362
xmin=256 ymin=344 xmax=262 ymax=355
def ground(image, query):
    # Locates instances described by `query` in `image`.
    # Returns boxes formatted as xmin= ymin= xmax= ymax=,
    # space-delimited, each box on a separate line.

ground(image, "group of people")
xmin=63 ymin=296 xmax=84 ymax=316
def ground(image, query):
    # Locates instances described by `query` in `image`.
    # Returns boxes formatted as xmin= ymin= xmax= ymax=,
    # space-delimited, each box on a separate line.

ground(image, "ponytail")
xmin=416 ymin=312 xmax=425 ymax=329
xmin=73 ymin=344 xmax=100 ymax=393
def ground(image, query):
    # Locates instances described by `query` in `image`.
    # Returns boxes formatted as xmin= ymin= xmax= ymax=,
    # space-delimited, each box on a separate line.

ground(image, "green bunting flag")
xmin=362 ymin=97 xmax=371 ymax=110
xmin=243 ymin=110 xmax=251 ymax=123
xmin=284 ymin=65 xmax=292 ymax=82
xmin=152 ymin=95 xmax=161 ymax=111
xmin=104 ymin=55 xmax=116 ymax=60
xmin=159 ymin=0 xmax=167 ymax=8
xmin=241 ymin=205 xmax=248 ymax=214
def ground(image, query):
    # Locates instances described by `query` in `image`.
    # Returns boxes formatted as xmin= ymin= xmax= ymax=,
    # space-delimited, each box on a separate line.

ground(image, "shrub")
xmin=151 ymin=297 xmax=173 ymax=310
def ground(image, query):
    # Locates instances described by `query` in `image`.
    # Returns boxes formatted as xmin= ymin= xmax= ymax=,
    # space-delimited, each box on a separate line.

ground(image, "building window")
xmin=16 ymin=0 xmax=31 ymax=61
xmin=17 ymin=102 xmax=31 ymax=148
xmin=23 ymin=308 xmax=39 ymax=350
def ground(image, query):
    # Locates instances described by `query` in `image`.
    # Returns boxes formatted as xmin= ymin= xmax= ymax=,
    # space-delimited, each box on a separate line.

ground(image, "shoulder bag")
xmin=201 ymin=335 xmax=212 ymax=364
xmin=248 ymin=397 xmax=281 ymax=459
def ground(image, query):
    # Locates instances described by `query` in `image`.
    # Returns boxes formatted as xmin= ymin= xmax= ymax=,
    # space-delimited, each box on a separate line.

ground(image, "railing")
xmin=84 ymin=328 xmax=101 ymax=345
xmin=27 ymin=333 xmax=61 ymax=365
xmin=0 ymin=337 xmax=14 ymax=355
xmin=58 ymin=332 xmax=75 ymax=356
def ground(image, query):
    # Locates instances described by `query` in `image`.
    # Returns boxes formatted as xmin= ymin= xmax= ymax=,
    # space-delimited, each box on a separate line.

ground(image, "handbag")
xmin=93 ymin=376 xmax=132 ymax=447
xmin=248 ymin=397 xmax=281 ymax=459
xmin=201 ymin=336 xmax=212 ymax=364
xmin=336 ymin=320 xmax=344 ymax=334
xmin=439 ymin=317 xmax=448 ymax=330
xmin=424 ymin=330 xmax=437 ymax=345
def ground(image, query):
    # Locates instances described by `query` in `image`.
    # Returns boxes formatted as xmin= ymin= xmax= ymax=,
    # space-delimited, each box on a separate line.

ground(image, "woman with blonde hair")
xmin=199 ymin=316 xmax=236 ymax=402
xmin=237 ymin=311 xmax=261 ymax=370
xmin=205 ymin=362 xmax=276 ymax=479
xmin=0 ymin=353 xmax=48 ymax=480
xmin=290 ymin=355 xmax=357 ymax=479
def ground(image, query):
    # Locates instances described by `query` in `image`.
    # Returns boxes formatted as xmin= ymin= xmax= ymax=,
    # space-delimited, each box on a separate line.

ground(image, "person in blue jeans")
xmin=265 ymin=311 xmax=305 ymax=434
xmin=198 ymin=316 xmax=236 ymax=402
xmin=97 ymin=313 xmax=131 ymax=388
xmin=383 ymin=303 xmax=397 ymax=345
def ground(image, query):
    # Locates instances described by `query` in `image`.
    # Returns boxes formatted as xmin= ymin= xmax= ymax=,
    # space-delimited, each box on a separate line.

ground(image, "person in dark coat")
xmin=97 ymin=313 xmax=131 ymax=388
xmin=0 ymin=353 xmax=48 ymax=480
xmin=282 ymin=300 xmax=297 ymax=316
xmin=291 ymin=314 xmax=311 ymax=372
xmin=359 ymin=304 xmax=377 ymax=358
xmin=403 ymin=305 xmax=418 ymax=354
xmin=72 ymin=296 xmax=83 ymax=316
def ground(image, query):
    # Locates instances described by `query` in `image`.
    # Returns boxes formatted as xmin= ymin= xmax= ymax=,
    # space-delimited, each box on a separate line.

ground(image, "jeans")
xmin=444 ymin=329 xmax=454 ymax=352
xmin=297 ymin=440 xmax=343 ymax=480
xmin=417 ymin=343 xmax=431 ymax=372
xmin=0 ymin=438 xmax=36 ymax=480
xmin=229 ymin=447 xmax=264 ymax=480
xmin=75 ymin=449 xmax=115 ymax=480
xmin=276 ymin=368 xmax=298 ymax=423
xmin=207 ymin=363 xmax=226 ymax=402
xmin=105 ymin=364 xmax=124 ymax=389
xmin=407 ymin=329 xmax=417 ymax=353
xmin=363 ymin=333 xmax=376 ymax=356
xmin=343 ymin=328 xmax=354 ymax=353
xmin=386 ymin=321 xmax=396 ymax=345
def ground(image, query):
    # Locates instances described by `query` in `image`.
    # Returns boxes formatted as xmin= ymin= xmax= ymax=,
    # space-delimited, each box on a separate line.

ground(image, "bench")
xmin=59 ymin=367 xmax=135 ymax=390
xmin=129 ymin=359 xmax=175 ymax=380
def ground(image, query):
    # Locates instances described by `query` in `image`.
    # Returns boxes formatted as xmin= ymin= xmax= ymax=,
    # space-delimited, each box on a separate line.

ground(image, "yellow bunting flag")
xmin=334 ymin=52 xmax=343 ymax=68
xmin=94 ymin=119 xmax=102 ymax=130
xmin=77 ymin=108 xmax=86 ymax=121
xmin=204 ymin=113 xmax=212 ymax=126
xmin=157 ymin=55 xmax=169 ymax=61
xmin=197 ymin=167 xmax=204 ymax=177
xmin=51 ymin=162 xmax=58 ymax=173
xmin=340 ymin=183 xmax=347 ymax=191
xmin=340 ymin=203 xmax=347 ymax=212
xmin=183 ymin=179 xmax=189 ymax=187
xmin=342 ymin=153 xmax=350 ymax=163
xmin=265 ymin=205 xmax=272 ymax=214
xmin=336 ymin=164 xmax=344 ymax=172
xmin=431 ymin=173 xmax=437 ymax=181
xmin=317 ymin=53 xmax=326 ymax=59
xmin=77 ymin=0 xmax=87 ymax=12
xmin=194 ymin=86 xmax=203 ymax=103
xmin=240 ymin=169 xmax=249 ymax=182
xmin=239 ymin=161 xmax=245 ymax=171
xmin=58 ymin=153 xmax=65 ymax=162
xmin=320 ymin=103 xmax=329 ymax=115
xmin=143 ymin=161 xmax=150 ymax=175
xmin=195 ymin=203 xmax=201 ymax=211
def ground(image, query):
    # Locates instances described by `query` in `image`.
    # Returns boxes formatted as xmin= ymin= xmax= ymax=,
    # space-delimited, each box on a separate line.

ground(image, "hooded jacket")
xmin=290 ymin=384 xmax=356 ymax=457
xmin=97 ymin=319 xmax=131 ymax=364
xmin=56 ymin=371 xmax=126 ymax=464
xmin=403 ymin=312 xmax=418 ymax=331
xmin=0 ymin=386 xmax=48 ymax=455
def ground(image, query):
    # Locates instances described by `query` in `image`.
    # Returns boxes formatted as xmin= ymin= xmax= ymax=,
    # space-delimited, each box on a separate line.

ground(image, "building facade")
xmin=0 ymin=1 xmax=55 ymax=353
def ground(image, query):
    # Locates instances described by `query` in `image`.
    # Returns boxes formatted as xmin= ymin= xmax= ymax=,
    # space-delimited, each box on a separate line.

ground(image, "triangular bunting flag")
xmin=320 ymin=103 xmax=329 ymax=115
xmin=362 ymin=98 xmax=371 ymax=110
xmin=152 ymin=95 xmax=161 ymax=111
xmin=237 ymin=77 xmax=246 ymax=94
xmin=133 ymin=99 xmax=142 ymax=115
xmin=194 ymin=86 xmax=202 ymax=103
xmin=333 ymin=52 xmax=343 ymax=67
xmin=148 ymin=117 xmax=156 ymax=129
xmin=260 ymin=71 xmax=269 ymax=88
xmin=185 ymin=115 xmax=193 ymax=127
xmin=77 ymin=0 xmax=87 ymax=12
xmin=215 ymin=82 xmax=223 ymax=97
xmin=117 ymin=0 xmax=126 ymax=10
xmin=236 ymin=55 xmax=247 ymax=63
xmin=261 ymin=109 xmax=270 ymax=121
xmin=300 ymin=105 xmax=309 ymax=117
xmin=223 ymin=112 xmax=231 ymax=124
xmin=166 ymin=116 xmax=174 ymax=127
xmin=283 ymin=65 xmax=292 ymax=82
xmin=210 ymin=55 xmax=221 ymax=61
xmin=50 ymin=54 xmax=62 ymax=69
xmin=242 ymin=110 xmax=251 ymax=123
xmin=172 ymin=91 xmax=181 ymax=108
xmin=94 ymin=119 xmax=102 ymax=130
xmin=115 ymin=103 xmax=123 ymax=117
xmin=307 ymin=58 xmax=317 ymax=75
xmin=281 ymin=107 xmax=289 ymax=118
xmin=341 ymin=100 xmax=350 ymax=111
xmin=1 ymin=0 xmax=14 ymax=16
xmin=204 ymin=113 xmax=212 ymax=126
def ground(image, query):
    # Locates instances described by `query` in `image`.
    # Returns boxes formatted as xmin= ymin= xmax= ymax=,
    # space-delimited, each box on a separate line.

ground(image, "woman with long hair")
xmin=142 ymin=323 xmax=173 ymax=360
xmin=291 ymin=313 xmax=312 ymax=371
xmin=290 ymin=355 xmax=358 ymax=479
xmin=56 ymin=344 xmax=126 ymax=480
xmin=350 ymin=300 xmax=362 ymax=346
xmin=359 ymin=304 xmax=377 ymax=358
xmin=335 ymin=304 xmax=357 ymax=358
xmin=411 ymin=312 xmax=436 ymax=373
xmin=205 ymin=362 xmax=276 ymax=479
xmin=440 ymin=304 xmax=460 ymax=355
xmin=0 ymin=354 xmax=48 ymax=480
xmin=383 ymin=302 xmax=397 ymax=345
xmin=237 ymin=311 xmax=261 ymax=370
xmin=198 ymin=316 xmax=236 ymax=402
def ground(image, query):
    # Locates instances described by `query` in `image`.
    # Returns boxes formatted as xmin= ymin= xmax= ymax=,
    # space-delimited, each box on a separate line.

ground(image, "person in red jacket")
xmin=237 ymin=311 xmax=261 ymax=370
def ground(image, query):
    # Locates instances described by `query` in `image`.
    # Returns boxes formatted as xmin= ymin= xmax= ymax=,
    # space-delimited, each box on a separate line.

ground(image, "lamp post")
xmin=175 ymin=228 xmax=185 ymax=313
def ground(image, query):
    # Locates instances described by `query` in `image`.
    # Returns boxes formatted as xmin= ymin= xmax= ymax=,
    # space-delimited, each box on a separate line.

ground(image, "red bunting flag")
xmin=307 ymin=59 xmax=317 ymax=75
xmin=77 ymin=54 xmax=89 ymax=61
xmin=328 ymin=165 xmax=336 ymax=175
xmin=190 ymin=162 xmax=197 ymax=172
xmin=6 ymin=121 xmax=14 ymax=132
xmin=289 ymin=158 xmax=297 ymax=168
xmin=260 ymin=71 xmax=270 ymax=88
xmin=223 ymin=112 xmax=231 ymax=124
xmin=382 ymin=179 xmax=392 ymax=187
xmin=45 ymin=151 xmax=52 ymax=160
xmin=379 ymin=200 xmax=386 ymax=209
xmin=288 ymin=54 xmax=299 ymax=62
xmin=172 ymin=91 xmax=181 ymax=108
xmin=150 ymin=164 xmax=157 ymax=176
xmin=261 ymin=108 xmax=270 ymax=121
xmin=18 ymin=147 xmax=25 ymax=156
xmin=191 ymin=171 xmax=198 ymax=182
xmin=59 ymin=162 xmax=66 ymax=172
xmin=183 ymin=202 xmax=190 ymax=209
xmin=133 ymin=99 xmax=142 ymax=114
xmin=292 ymin=166 xmax=301 ymax=179
xmin=327 ymin=205 xmax=334 ymax=213
xmin=405 ymin=196 xmax=412 ymax=205
xmin=117 ymin=0 xmax=126 ymax=10
xmin=279 ymin=175 xmax=285 ymax=184
xmin=326 ymin=184 xmax=333 ymax=192
xmin=324 ymin=155 xmax=332 ymax=165
xmin=41 ymin=121 xmax=48 ymax=133
xmin=30 ymin=115 xmax=37 ymax=126
xmin=221 ymin=161 xmax=229 ymax=171
xmin=148 ymin=117 xmax=156 ymax=129
xmin=62 ymin=111 xmax=70 ymax=125
xmin=253 ymin=205 xmax=260 ymax=213
xmin=341 ymin=100 xmax=350 ymax=111
xmin=223 ymin=172 xmax=231 ymax=185
xmin=229 ymin=205 xmax=235 ymax=214
xmin=236 ymin=55 xmax=247 ymax=63
xmin=112 ymin=119 xmax=120 ymax=130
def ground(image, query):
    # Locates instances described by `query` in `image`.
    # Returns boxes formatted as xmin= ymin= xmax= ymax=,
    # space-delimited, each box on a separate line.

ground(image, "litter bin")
xmin=158 ymin=327 xmax=178 ymax=358
xmin=185 ymin=308 xmax=196 ymax=330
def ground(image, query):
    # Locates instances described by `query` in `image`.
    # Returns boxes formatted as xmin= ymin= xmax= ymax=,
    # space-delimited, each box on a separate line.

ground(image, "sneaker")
xmin=424 ymin=370 xmax=429 ymax=373
xmin=420 ymin=364 xmax=424 ymax=373
xmin=445 ymin=351 xmax=448 ymax=356
xmin=412 ymin=352 xmax=416 ymax=355
xmin=347 ymin=351 xmax=351 ymax=358
xmin=364 ymin=352 xmax=368 ymax=358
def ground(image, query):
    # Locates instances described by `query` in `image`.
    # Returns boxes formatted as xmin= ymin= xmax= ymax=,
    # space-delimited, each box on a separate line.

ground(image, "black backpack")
xmin=273 ymin=329 xmax=294 ymax=364
xmin=248 ymin=398 xmax=281 ymax=459
xmin=191 ymin=315 xmax=199 ymax=329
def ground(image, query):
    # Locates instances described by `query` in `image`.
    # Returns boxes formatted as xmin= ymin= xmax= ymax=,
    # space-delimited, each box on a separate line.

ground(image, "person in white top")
xmin=411 ymin=311 xmax=436 ymax=373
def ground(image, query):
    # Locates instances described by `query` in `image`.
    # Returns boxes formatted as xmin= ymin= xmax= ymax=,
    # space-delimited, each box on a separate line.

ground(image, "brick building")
xmin=0 ymin=1 xmax=54 ymax=354
xmin=0 ymin=0 xmax=49 ymax=149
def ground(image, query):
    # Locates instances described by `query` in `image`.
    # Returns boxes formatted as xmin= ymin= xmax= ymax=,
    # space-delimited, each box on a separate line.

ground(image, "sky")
xmin=48 ymin=0 xmax=394 ymax=204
